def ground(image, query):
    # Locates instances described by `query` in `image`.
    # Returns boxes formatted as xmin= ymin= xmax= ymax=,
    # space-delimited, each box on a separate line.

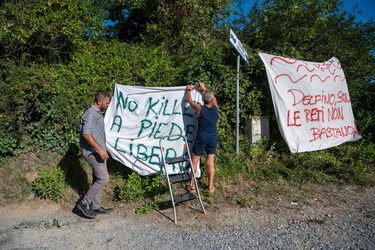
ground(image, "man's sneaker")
xmin=77 ymin=201 xmax=96 ymax=219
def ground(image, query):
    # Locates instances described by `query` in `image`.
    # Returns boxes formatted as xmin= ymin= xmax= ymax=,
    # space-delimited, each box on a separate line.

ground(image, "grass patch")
xmin=308 ymin=216 xmax=329 ymax=224
xmin=230 ymin=195 xmax=254 ymax=207
xmin=0 ymin=157 xmax=33 ymax=204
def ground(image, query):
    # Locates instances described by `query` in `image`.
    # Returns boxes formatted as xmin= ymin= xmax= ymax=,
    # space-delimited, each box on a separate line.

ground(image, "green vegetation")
xmin=113 ymin=172 xmax=160 ymax=203
xmin=32 ymin=165 xmax=66 ymax=202
xmin=136 ymin=199 xmax=159 ymax=214
xmin=219 ymin=138 xmax=375 ymax=184
xmin=0 ymin=0 xmax=374 ymax=206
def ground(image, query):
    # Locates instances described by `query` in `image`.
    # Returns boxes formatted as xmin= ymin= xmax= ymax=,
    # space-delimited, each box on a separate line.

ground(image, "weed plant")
xmin=136 ymin=198 xmax=159 ymax=214
xmin=32 ymin=165 xmax=65 ymax=201
xmin=113 ymin=172 xmax=160 ymax=203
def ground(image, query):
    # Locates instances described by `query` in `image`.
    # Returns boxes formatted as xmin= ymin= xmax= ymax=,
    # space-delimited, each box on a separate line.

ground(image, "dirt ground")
xmin=1 ymin=152 xmax=374 ymax=247
xmin=1 ymin=179 xmax=374 ymax=250
xmin=1 ymin=181 xmax=374 ymax=231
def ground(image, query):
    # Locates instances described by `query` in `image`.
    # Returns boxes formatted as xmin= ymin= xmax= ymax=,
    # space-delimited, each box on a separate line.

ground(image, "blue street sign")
xmin=230 ymin=29 xmax=249 ymax=62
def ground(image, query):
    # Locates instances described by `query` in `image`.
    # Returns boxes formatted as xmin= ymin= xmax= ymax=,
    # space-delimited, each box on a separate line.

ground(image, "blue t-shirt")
xmin=195 ymin=105 xmax=219 ymax=144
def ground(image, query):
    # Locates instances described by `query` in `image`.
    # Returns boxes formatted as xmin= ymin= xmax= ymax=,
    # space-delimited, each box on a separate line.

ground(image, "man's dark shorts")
xmin=192 ymin=143 xmax=217 ymax=156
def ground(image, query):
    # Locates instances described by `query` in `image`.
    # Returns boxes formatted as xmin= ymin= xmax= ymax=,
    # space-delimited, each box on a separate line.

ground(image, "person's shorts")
xmin=192 ymin=142 xmax=217 ymax=156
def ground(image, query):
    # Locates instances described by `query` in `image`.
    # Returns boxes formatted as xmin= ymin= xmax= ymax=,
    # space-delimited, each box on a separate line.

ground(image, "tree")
xmin=0 ymin=0 xmax=110 ymax=156
xmin=0 ymin=0 xmax=108 ymax=62
xmin=106 ymin=0 xmax=233 ymax=48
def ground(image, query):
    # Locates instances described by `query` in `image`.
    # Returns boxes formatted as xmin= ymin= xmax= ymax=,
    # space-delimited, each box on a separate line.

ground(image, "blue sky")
xmin=240 ymin=0 xmax=374 ymax=22
xmin=343 ymin=0 xmax=375 ymax=21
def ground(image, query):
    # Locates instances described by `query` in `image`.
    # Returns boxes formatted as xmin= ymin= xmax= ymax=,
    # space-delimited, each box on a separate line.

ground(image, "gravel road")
xmin=1 ymin=184 xmax=374 ymax=249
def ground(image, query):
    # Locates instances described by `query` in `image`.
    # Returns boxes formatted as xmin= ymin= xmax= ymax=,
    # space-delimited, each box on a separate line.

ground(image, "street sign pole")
xmin=236 ymin=55 xmax=240 ymax=155
xmin=230 ymin=29 xmax=248 ymax=156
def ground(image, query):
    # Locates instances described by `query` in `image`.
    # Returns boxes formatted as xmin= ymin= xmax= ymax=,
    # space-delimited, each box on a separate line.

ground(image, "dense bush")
xmin=0 ymin=41 xmax=180 ymax=156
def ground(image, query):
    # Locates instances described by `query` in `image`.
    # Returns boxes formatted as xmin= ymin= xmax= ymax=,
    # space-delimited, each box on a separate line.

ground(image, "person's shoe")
xmin=93 ymin=207 xmax=113 ymax=214
xmin=185 ymin=185 xmax=196 ymax=193
xmin=77 ymin=201 xmax=96 ymax=219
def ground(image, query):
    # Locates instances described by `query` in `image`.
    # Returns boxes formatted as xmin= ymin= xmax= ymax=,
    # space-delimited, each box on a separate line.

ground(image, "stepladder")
xmin=159 ymin=134 xmax=206 ymax=223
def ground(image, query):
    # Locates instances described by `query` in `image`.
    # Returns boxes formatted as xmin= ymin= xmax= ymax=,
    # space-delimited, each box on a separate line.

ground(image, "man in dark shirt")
xmin=185 ymin=83 xmax=219 ymax=193
xmin=78 ymin=92 xmax=113 ymax=218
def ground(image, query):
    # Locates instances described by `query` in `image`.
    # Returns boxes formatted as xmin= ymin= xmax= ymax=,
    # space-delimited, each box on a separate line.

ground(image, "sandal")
xmin=208 ymin=186 xmax=215 ymax=194
xmin=185 ymin=185 xmax=196 ymax=193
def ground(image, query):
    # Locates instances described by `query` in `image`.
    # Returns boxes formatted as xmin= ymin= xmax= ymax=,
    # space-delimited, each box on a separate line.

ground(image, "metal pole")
xmin=236 ymin=55 xmax=240 ymax=156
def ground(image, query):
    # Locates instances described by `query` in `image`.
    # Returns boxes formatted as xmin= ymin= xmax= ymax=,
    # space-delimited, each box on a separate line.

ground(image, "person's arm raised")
xmin=185 ymin=85 xmax=202 ymax=116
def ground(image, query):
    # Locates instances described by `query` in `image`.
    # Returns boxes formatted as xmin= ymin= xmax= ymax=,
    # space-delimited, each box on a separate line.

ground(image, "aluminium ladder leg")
xmin=159 ymin=134 xmax=206 ymax=223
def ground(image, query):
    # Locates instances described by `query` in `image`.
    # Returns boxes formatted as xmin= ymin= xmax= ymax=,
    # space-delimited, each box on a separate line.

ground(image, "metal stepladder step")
xmin=159 ymin=134 xmax=206 ymax=223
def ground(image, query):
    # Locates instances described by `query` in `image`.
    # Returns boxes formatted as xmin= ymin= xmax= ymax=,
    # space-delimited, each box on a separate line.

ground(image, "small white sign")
xmin=230 ymin=29 xmax=249 ymax=62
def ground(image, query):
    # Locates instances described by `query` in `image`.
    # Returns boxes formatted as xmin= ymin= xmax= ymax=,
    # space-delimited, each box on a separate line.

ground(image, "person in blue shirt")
xmin=185 ymin=82 xmax=219 ymax=193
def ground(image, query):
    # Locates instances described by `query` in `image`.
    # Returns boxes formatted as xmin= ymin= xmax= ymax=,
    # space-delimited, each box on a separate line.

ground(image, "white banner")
xmin=259 ymin=53 xmax=361 ymax=153
xmin=104 ymin=84 xmax=201 ymax=176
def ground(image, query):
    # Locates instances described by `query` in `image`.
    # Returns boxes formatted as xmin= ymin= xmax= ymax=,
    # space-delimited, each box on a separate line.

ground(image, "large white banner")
xmin=104 ymin=84 xmax=201 ymax=176
xmin=259 ymin=53 xmax=361 ymax=153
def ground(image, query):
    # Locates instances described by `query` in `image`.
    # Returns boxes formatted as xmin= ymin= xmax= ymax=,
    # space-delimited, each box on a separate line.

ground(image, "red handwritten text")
xmin=287 ymin=110 xmax=301 ymax=127
xmin=287 ymin=89 xmax=350 ymax=107
xmin=288 ymin=89 xmax=335 ymax=106
xmin=328 ymin=107 xmax=344 ymax=121
xmin=304 ymin=108 xmax=324 ymax=122
xmin=309 ymin=125 xmax=358 ymax=142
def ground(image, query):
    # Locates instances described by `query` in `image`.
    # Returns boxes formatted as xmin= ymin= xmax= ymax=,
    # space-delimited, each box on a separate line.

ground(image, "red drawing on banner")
xmin=275 ymin=74 xmax=307 ymax=84
xmin=297 ymin=64 xmax=315 ymax=72
xmin=270 ymin=57 xmax=298 ymax=65
xmin=334 ymin=75 xmax=346 ymax=82
xmin=327 ymin=68 xmax=336 ymax=75
xmin=310 ymin=75 xmax=330 ymax=82
xmin=327 ymin=61 xmax=341 ymax=69
xmin=313 ymin=64 xmax=321 ymax=68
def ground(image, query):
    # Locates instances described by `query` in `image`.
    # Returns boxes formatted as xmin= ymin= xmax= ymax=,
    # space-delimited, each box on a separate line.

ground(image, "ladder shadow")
xmin=154 ymin=201 xmax=177 ymax=223
xmin=154 ymin=200 xmax=204 ymax=223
